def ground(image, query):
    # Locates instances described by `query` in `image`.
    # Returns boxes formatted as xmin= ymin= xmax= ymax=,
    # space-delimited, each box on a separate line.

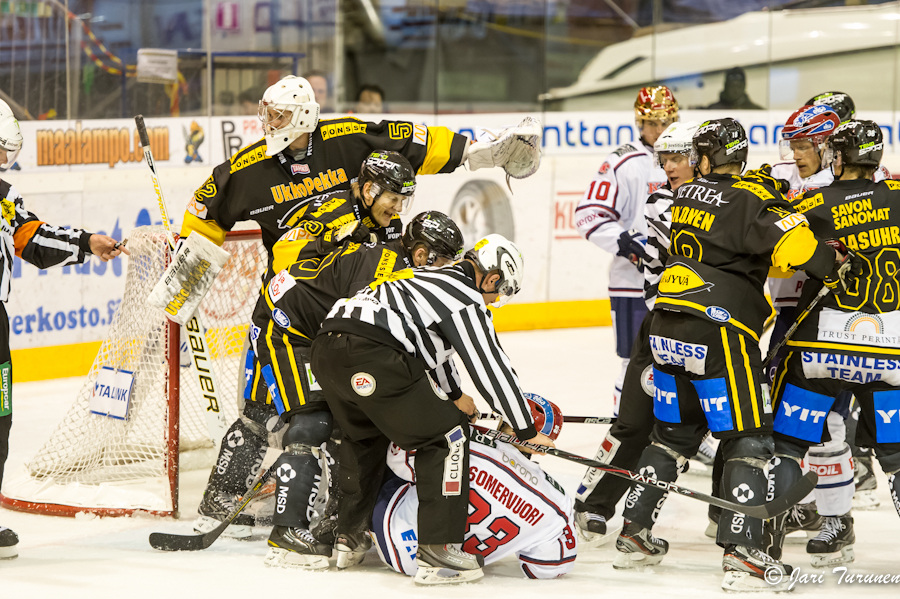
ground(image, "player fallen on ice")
xmin=611 ymin=118 xmax=849 ymax=592
xmin=310 ymin=235 xmax=554 ymax=584
xmin=372 ymin=396 xmax=577 ymax=579
xmin=0 ymin=99 xmax=128 ymax=559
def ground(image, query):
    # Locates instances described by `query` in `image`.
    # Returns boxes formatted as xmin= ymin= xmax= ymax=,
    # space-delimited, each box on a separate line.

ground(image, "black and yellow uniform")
xmin=620 ymin=173 xmax=836 ymax=552
xmin=771 ymin=178 xmax=900 ymax=478
xmin=251 ymin=238 xmax=413 ymax=419
xmin=180 ymin=116 xmax=467 ymax=276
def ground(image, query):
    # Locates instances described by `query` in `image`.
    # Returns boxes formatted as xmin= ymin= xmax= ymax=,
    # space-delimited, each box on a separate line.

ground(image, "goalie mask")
xmin=359 ymin=150 xmax=417 ymax=215
xmin=0 ymin=99 xmax=23 ymax=171
xmin=523 ymin=393 xmax=563 ymax=441
xmin=634 ymin=86 xmax=679 ymax=126
xmin=402 ymin=211 xmax=464 ymax=266
xmin=465 ymin=234 xmax=524 ymax=308
xmin=259 ymin=76 xmax=320 ymax=157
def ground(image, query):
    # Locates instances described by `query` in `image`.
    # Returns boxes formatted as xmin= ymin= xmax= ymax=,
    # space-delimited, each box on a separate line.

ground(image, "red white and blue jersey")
xmin=575 ymin=140 xmax=666 ymax=298
xmin=372 ymin=430 xmax=577 ymax=579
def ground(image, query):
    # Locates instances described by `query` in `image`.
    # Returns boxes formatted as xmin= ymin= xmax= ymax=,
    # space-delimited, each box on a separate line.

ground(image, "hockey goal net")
xmin=0 ymin=226 xmax=266 ymax=517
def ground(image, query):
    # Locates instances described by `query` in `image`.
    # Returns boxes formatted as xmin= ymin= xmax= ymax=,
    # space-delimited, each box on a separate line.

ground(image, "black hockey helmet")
xmin=402 ymin=211 xmax=464 ymax=265
xmin=691 ymin=118 xmax=748 ymax=169
xmin=358 ymin=150 xmax=417 ymax=214
xmin=827 ymin=119 xmax=883 ymax=168
xmin=806 ymin=91 xmax=856 ymax=124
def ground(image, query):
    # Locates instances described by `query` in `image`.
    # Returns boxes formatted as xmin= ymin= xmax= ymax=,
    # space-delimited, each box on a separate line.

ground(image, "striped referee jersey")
xmin=642 ymin=184 xmax=674 ymax=309
xmin=320 ymin=260 xmax=536 ymax=438
xmin=0 ymin=180 xmax=93 ymax=302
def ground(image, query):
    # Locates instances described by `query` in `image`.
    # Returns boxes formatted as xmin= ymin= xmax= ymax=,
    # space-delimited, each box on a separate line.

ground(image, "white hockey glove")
xmin=466 ymin=116 xmax=543 ymax=180
xmin=147 ymin=232 xmax=231 ymax=325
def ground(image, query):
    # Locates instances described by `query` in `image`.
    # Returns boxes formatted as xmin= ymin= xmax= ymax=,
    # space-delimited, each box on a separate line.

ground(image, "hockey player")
xmin=183 ymin=75 xmax=541 ymax=532
xmin=574 ymin=121 xmax=698 ymax=543
xmin=310 ymin=235 xmax=554 ymax=585
xmin=0 ymin=99 xmax=128 ymax=559
xmin=576 ymin=86 xmax=675 ymax=413
xmin=611 ymin=118 xmax=844 ymax=592
xmin=253 ymin=210 xmax=466 ymax=569
xmin=769 ymin=120 xmax=900 ymax=569
xmin=372 ymin=395 xmax=577 ymax=581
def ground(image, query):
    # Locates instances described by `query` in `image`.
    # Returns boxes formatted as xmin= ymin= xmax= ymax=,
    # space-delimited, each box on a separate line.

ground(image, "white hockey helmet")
xmin=258 ymin=76 xmax=320 ymax=157
xmin=465 ymin=234 xmax=524 ymax=308
xmin=0 ymin=99 xmax=23 ymax=171
xmin=654 ymin=120 xmax=698 ymax=167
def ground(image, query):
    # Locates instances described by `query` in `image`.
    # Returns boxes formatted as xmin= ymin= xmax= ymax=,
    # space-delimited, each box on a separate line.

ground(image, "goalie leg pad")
xmin=148 ymin=232 xmax=231 ymax=325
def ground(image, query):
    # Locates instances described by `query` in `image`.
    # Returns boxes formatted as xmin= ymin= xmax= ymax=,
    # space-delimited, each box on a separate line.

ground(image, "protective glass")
xmin=0 ymin=145 xmax=20 ymax=170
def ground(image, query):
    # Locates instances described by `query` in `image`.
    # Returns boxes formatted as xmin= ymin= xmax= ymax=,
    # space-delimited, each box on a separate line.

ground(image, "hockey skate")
xmin=575 ymin=511 xmax=621 ymax=548
xmin=784 ymin=501 xmax=823 ymax=544
xmin=852 ymin=456 xmax=880 ymax=510
xmin=415 ymin=543 xmax=485 ymax=585
xmin=265 ymin=526 xmax=332 ymax=570
xmin=807 ymin=514 xmax=855 ymax=568
xmin=722 ymin=544 xmax=793 ymax=592
xmin=192 ymin=490 xmax=254 ymax=539
xmin=334 ymin=531 xmax=372 ymax=569
xmin=613 ymin=521 xmax=669 ymax=569
xmin=0 ymin=526 xmax=18 ymax=560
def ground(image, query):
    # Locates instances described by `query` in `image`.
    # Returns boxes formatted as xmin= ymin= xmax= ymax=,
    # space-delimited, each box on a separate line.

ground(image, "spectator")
xmin=355 ymin=84 xmax=385 ymax=113
xmin=705 ymin=67 xmax=763 ymax=110
xmin=303 ymin=70 xmax=332 ymax=112
xmin=238 ymin=87 xmax=265 ymax=115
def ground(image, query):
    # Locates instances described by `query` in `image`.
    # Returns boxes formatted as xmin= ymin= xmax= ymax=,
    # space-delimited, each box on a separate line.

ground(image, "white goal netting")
xmin=1 ymin=226 xmax=265 ymax=516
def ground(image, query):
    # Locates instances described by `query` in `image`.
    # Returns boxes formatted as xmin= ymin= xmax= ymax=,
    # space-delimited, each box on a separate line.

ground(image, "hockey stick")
xmin=135 ymin=115 xmax=228 ymax=445
xmin=477 ymin=412 xmax=616 ymax=425
xmin=473 ymin=426 xmax=817 ymax=520
xmin=150 ymin=465 xmax=274 ymax=551
xmin=763 ymin=284 xmax=831 ymax=369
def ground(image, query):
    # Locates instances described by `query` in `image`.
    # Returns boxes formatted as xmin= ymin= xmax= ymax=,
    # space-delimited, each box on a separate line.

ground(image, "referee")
xmin=310 ymin=234 xmax=554 ymax=585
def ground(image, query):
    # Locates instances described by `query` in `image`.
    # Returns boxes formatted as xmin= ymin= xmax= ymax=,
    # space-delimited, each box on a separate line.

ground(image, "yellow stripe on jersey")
xmin=420 ymin=126 xmax=456 ymax=175
xmin=283 ymin=334 xmax=306 ymax=406
xmin=180 ymin=212 xmax=227 ymax=246
xmin=721 ymin=327 xmax=745 ymax=432
xmin=266 ymin=321 xmax=290 ymax=405
xmin=772 ymin=225 xmax=818 ymax=273
xmin=252 ymin=357 xmax=268 ymax=404
xmin=785 ymin=339 xmax=900 ymax=356
xmin=738 ymin=334 xmax=761 ymax=428
xmin=653 ymin=297 xmax=762 ymax=342
xmin=772 ymin=351 xmax=794 ymax=408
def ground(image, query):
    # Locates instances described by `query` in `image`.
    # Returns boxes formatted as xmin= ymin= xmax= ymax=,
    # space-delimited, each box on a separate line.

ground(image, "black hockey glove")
xmin=617 ymin=230 xmax=650 ymax=270
xmin=823 ymin=239 xmax=863 ymax=293
xmin=744 ymin=164 xmax=790 ymax=197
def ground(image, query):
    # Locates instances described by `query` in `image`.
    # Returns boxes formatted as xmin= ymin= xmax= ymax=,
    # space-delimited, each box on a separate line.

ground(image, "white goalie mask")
xmin=0 ymin=99 xmax=23 ymax=171
xmin=466 ymin=234 xmax=524 ymax=308
xmin=258 ymin=76 xmax=321 ymax=157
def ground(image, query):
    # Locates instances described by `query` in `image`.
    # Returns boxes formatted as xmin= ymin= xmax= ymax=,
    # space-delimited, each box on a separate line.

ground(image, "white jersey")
xmin=373 ymin=429 xmax=577 ymax=579
xmin=575 ymin=140 xmax=667 ymax=298
xmin=768 ymin=163 xmax=891 ymax=308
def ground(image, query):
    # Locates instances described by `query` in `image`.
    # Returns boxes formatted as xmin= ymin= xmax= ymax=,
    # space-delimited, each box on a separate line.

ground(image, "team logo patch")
xmin=640 ymin=364 xmax=655 ymax=396
xmin=442 ymin=426 xmax=466 ymax=496
xmin=351 ymin=372 xmax=376 ymax=396
xmin=705 ymin=306 xmax=730 ymax=322
xmin=291 ymin=163 xmax=310 ymax=175
xmin=272 ymin=308 xmax=291 ymax=329
xmin=658 ymin=262 xmax=714 ymax=297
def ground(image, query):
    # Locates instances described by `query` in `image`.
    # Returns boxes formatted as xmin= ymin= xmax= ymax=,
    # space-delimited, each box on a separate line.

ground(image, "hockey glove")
xmin=617 ymin=230 xmax=650 ymax=270
xmin=467 ymin=116 xmax=543 ymax=179
xmin=823 ymin=240 xmax=862 ymax=293
xmin=744 ymin=164 xmax=790 ymax=196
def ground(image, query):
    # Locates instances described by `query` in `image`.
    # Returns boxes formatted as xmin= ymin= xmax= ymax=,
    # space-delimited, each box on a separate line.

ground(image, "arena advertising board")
xmin=3 ymin=110 xmax=898 ymax=352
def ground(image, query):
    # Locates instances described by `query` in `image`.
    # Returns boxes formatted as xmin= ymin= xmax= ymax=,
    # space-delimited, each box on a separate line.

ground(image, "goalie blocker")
xmin=148 ymin=233 xmax=231 ymax=325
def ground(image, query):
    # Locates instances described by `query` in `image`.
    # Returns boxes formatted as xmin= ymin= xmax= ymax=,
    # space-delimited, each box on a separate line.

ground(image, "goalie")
xmin=0 ymin=99 xmax=128 ymax=559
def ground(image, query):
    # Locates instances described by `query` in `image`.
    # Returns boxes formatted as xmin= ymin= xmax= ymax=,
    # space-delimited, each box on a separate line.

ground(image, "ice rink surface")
xmin=1 ymin=327 xmax=897 ymax=597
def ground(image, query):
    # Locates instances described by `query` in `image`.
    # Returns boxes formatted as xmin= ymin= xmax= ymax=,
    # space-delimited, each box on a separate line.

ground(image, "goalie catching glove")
xmin=467 ymin=116 xmax=543 ymax=180
xmin=148 ymin=232 xmax=231 ymax=325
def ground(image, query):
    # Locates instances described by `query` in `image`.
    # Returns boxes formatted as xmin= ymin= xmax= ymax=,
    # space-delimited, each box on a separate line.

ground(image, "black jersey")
xmin=180 ymin=116 xmax=468 ymax=274
xmin=255 ymin=239 xmax=412 ymax=343
xmin=655 ymin=173 xmax=834 ymax=340
xmin=787 ymin=178 xmax=900 ymax=357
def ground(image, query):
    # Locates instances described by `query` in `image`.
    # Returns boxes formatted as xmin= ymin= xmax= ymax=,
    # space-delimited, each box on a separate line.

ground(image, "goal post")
xmin=0 ymin=226 xmax=266 ymax=518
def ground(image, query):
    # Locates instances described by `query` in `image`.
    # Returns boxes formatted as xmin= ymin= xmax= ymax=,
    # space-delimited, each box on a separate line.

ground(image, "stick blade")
xmin=149 ymin=531 xmax=211 ymax=552
xmin=743 ymin=471 xmax=819 ymax=520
